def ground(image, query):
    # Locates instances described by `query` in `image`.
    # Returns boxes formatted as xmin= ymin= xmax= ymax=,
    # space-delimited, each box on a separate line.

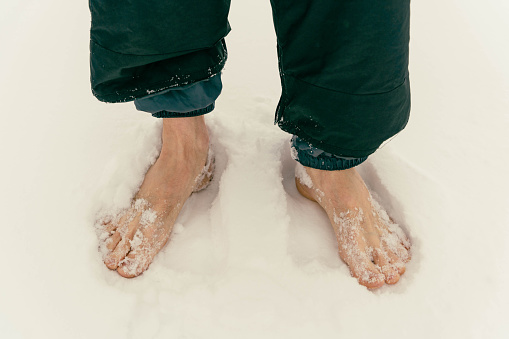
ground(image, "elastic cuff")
xmin=152 ymin=103 xmax=215 ymax=118
xmin=291 ymin=136 xmax=368 ymax=171
xmin=295 ymin=152 xmax=368 ymax=170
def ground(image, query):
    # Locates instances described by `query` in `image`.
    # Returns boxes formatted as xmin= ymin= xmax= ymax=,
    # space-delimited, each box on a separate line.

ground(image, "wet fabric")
xmin=89 ymin=0 xmax=410 ymax=158
xmin=134 ymin=74 xmax=222 ymax=118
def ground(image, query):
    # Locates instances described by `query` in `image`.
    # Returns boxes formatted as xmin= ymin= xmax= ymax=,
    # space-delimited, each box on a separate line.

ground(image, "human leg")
xmin=101 ymin=116 xmax=211 ymax=277
xmin=270 ymin=0 xmax=412 ymax=288
xmin=90 ymin=0 xmax=230 ymax=277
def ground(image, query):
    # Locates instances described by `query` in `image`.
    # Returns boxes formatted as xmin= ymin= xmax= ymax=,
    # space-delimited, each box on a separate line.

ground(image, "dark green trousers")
xmin=90 ymin=0 xmax=410 ymax=158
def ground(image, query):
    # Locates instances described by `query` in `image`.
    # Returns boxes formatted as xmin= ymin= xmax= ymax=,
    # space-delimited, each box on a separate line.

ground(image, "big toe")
xmin=105 ymin=232 xmax=121 ymax=251
xmin=117 ymin=250 xmax=152 ymax=278
xmin=117 ymin=229 xmax=171 ymax=278
xmin=117 ymin=258 xmax=145 ymax=278
xmin=104 ymin=239 xmax=131 ymax=270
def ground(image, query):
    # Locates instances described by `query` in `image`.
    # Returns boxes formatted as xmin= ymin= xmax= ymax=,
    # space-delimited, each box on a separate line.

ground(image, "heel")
xmin=295 ymin=177 xmax=316 ymax=202
xmin=193 ymin=149 xmax=215 ymax=193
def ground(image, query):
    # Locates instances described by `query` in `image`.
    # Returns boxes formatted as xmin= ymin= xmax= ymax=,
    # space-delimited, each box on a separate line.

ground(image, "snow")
xmin=295 ymin=163 xmax=313 ymax=189
xmin=1 ymin=0 xmax=508 ymax=338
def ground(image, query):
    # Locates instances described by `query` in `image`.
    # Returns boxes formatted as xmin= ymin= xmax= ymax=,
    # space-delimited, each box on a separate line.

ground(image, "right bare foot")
xmin=97 ymin=116 xmax=212 ymax=278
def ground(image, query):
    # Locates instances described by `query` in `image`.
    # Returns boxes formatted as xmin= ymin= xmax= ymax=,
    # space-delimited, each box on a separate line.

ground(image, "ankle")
xmin=160 ymin=116 xmax=209 ymax=154
xmin=301 ymin=166 xmax=369 ymax=209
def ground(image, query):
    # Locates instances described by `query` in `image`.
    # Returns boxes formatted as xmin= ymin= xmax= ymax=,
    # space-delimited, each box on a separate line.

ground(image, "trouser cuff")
xmin=291 ymin=136 xmax=368 ymax=171
xmin=134 ymin=73 xmax=221 ymax=118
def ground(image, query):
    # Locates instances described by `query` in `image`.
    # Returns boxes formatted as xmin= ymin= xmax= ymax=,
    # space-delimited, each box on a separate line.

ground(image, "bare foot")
xmin=295 ymin=164 xmax=411 ymax=289
xmin=97 ymin=116 xmax=213 ymax=278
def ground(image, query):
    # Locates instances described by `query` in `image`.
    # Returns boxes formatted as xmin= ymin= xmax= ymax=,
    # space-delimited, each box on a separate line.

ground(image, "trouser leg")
xmin=270 ymin=0 xmax=411 ymax=159
xmin=89 ymin=0 xmax=231 ymax=103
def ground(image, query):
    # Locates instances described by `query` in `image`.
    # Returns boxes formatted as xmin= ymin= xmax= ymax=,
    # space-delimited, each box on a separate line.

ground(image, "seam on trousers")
xmin=285 ymin=73 xmax=408 ymax=96
xmin=90 ymin=37 xmax=225 ymax=57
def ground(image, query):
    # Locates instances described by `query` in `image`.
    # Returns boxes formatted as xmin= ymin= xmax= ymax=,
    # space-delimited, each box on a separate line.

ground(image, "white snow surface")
xmin=1 ymin=0 xmax=508 ymax=338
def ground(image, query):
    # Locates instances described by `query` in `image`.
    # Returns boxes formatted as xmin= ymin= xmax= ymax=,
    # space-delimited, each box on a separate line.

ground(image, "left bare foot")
xmin=295 ymin=164 xmax=411 ymax=289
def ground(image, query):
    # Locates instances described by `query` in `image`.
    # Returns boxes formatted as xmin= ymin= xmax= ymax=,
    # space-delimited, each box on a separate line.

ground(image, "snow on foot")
xmin=96 ymin=198 xmax=180 ymax=277
xmin=96 ymin=116 xmax=213 ymax=278
xmin=295 ymin=164 xmax=411 ymax=289
xmin=96 ymin=150 xmax=214 ymax=278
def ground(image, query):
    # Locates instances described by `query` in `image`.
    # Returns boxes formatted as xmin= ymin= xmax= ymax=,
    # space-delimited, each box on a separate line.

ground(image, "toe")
xmin=399 ymin=236 xmax=411 ymax=251
xmin=381 ymin=236 xmax=411 ymax=264
xmin=104 ymin=237 xmax=132 ymax=270
xmin=117 ymin=257 xmax=143 ymax=278
xmin=99 ymin=216 xmax=112 ymax=226
xmin=105 ymin=232 xmax=121 ymax=251
xmin=381 ymin=265 xmax=400 ymax=285
xmin=103 ymin=222 xmax=116 ymax=234
xmin=394 ymin=243 xmax=411 ymax=263
xmin=104 ymin=230 xmax=136 ymax=270
xmin=104 ymin=254 xmax=120 ymax=270
xmin=345 ymin=254 xmax=385 ymax=289
xmin=103 ymin=212 xmax=144 ymax=270
xmin=116 ymin=246 xmax=152 ymax=278
xmin=117 ymin=252 xmax=154 ymax=278
xmin=117 ymin=229 xmax=170 ymax=278
xmin=98 ymin=216 xmax=119 ymax=234
xmin=373 ymin=248 xmax=400 ymax=285
xmin=385 ymin=248 xmax=406 ymax=275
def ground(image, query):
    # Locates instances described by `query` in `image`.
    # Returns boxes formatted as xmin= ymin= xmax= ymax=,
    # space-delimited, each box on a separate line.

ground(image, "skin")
xmin=296 ymin=167 xmax=411 ymax=289
xmin=100 ymin=116 xmax=210 ymax=278
xmin=99 ymin=116 xmax=410 ymax=288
